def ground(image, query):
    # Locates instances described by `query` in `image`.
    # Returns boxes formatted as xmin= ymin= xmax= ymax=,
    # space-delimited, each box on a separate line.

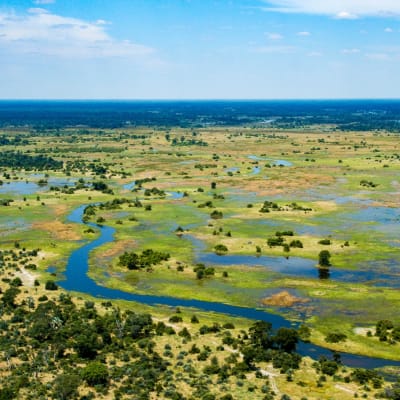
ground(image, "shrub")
xmin=81 ymin=362 xmax=109 ymax=386
xmin=214 ymin=244 xmax=228 ymax=254
xmin=325 ymin=332 xmax=347 ymax=343
xmin=169 ymin=315 xmax=183 ymax=323
xmin=45 ymin=280 xmax=58 ymax=291
xmin=210 ymin=210 xmax=223 ymax=219
xmin=318 ymin=239 xmax=331 ymax=245
xmin=53 ymin=373 xmax=81 ymax=400
xmin=289 ymin=240 xmax=303 ymax=248
xmin=318 ymin=250 xmax=331 ymax=267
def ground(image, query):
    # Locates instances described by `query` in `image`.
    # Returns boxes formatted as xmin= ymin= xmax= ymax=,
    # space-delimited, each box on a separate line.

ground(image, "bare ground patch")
xmin=101 ymin=239 xmax=137 ymax=259
xmin=33 ymin=220 xmax=81 ymax=240
xmin=261 ymin=290 xmax=309 ymax=307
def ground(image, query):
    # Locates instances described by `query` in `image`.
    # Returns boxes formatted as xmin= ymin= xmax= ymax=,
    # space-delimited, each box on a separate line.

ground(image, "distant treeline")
xmin=0 ymin=151 xmax=62 ymax=170
xmin=1 ymin=100 xmax=400 ymax=131
xmin=0 ymin=135 xmax=29 ymax=146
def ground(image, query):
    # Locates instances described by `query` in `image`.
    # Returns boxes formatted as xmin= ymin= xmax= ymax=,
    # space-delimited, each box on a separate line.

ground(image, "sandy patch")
xmin=353 ymin=327 xmax=373 ymax=336
xmin=17 ymin=268 xmax=36 ymax=287
xmin=101 ymin=239 xmax=137 ymax=258
xmin=261 ymin=290 xmax=309 ymax=307
xmin=33 ymin=220 xmax=81 ymax=240
xmin=53 ymin=203 xmax=69 ymax=217
xmin=335 ymin=384 xmax=355 ymax=394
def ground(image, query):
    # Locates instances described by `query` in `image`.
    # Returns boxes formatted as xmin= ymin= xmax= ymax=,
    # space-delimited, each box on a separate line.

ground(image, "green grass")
xmin=1 ymin=127 xmax=400 ymax=363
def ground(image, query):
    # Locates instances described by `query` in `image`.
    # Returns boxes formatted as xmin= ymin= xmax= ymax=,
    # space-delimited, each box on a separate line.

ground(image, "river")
xmin=58 ymin=204 xmax=400 ymax=370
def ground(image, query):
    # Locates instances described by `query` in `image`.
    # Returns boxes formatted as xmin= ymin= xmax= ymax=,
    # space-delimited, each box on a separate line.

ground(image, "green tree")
xmin=2 ymin=287 xmax=20 ymax=308
xmin=214 ymin=244 xmax=228 ymax=255
xmin=318 ymin=250 xmax=331 ymax=267
xmin=52 ymin=373 xmax=81 ymax=400
xmin=81 ymin=362 xmax=109 ymax=386
xmin=45 ymin=280 xmax=58 ymax=290
xmin=274 ymin=327 xmax=299 ymax=353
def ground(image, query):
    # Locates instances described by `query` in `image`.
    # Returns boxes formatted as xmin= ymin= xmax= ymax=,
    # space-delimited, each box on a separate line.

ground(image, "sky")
xmin=1 ymin=0 xmax=400 ymax=99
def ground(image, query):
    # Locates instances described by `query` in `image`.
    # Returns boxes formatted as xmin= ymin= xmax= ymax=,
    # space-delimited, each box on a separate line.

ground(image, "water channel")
xmin=58 ymin=204 xmax=400 ymax=369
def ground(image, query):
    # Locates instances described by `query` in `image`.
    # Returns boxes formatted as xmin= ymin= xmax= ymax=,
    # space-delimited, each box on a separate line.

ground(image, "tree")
xmin=0 ymin=387 xmax=16 ymax=400
xmin=124 ymin=312 xmax=153 ymax=339
xmin=249 ymin=320 xmax=273 ymax=348
xmin=81 ymin=362 xmax=109 ymax=386
xmin=318 ymin=250 xmax=331 ymax=267
xmin=45 ymin=280 xmax=58 ymax=290
xmin=214 ymin=244 xmax=228 ymax=255
xmin=210 ymin=210 xmax=223 ymax=219
xmin=52 ymin=373 xmax=81 ymax=400
xmin=2 ymin=287 xmax=20 ymax=308
xmin=274 ymin=327 xmax=299 ymax=353
xmin=74 ymin=331 xmax=99 ymax=359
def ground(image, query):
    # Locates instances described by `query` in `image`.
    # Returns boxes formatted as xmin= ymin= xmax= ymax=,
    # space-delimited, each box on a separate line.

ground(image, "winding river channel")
xmin=58 ymin=205 xmax=400 ymax=370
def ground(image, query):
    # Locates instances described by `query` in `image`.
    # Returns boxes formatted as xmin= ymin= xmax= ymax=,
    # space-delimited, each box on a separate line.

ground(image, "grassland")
xmin=1 ymin=126 xmax=400 ymax=376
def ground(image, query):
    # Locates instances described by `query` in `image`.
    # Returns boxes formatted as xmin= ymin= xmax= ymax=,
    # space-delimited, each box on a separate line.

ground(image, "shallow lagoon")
xmin=0 ymin=176 xmax=77 ymax=195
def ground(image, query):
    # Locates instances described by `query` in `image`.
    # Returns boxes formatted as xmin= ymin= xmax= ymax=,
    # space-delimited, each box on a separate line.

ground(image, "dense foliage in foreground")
xmin=0 ymin=277 xmax=394 ymax=400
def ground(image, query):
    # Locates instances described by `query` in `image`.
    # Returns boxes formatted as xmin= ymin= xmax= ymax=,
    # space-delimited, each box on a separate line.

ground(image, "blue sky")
xmin=1 ymin=0 xmax=400 ymax=99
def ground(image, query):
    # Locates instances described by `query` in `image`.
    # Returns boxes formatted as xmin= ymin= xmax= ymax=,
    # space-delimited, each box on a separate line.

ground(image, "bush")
xmin=325 ymin=332 xmax=347 ymax=343
xmin=45 ymin=280 xmax=58 ymax=291
xmin=267 ymin=236 xmax=285 ymax=247
xmin=191 ymin=315 xmax=199 ymax=323
xmin=119 ymin=249 xmax=170 ymax=270
xmin=289 ymin=240 xmax=303 ymax=248
xmin=0 ymin=387 xmax=16 ymax=400
xmin=318 ymin=239 xmax=331 ymax=245
xmin=318 ymin=250 xmax=331 ymax=267
xmin=169 ymin=315 xmax=183 ymax=323
xmin=81 ymin=362 xmax=109 ymax=386
xmin=214 ymin=244 xmax=228 ymax=254
xmin=210 ymin=210 xmax=223 ymax=219
xmin=53 ymin=373 xmax=81 ymax=400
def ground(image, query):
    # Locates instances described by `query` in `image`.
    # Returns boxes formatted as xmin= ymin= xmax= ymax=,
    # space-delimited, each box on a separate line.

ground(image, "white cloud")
xmin=308 ymin=51 xmax=322 ymax=57
xmin=385 ymin=27 xmax=393 ymax=32
xmin=342 ymin=48 xmax=361 ymax=54
xmin=266 ymin=32 xmax=283 ymax=40
xmin=33 ymin=0 xmax=55 ymax=4
xmin=297 ymin=31 xmax=311 ymax=36
xmin=335 ymin=11 xmax=357 ymax=19
xmin=262 ymin=0 xmax=400 ymax=18
xmin=0 ymin=8 xmax=154 ymax=59
xmin=96 ymin=19 xmax=110 ymax=25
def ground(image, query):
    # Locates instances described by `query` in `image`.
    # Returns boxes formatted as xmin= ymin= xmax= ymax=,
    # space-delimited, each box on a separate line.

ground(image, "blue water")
xmin=225 ymin=167 xmax=240 ymax=173
xmin=195 ymin=244 xmax=400 ymax=287
xmin=274 ymin=160 xmax=293 ymax=167
xmin=58 ymin=204 xmax=400 ymax=369
xmin=168 ymin=191 xmax=184 ymax=200
xmin=184 ymin=227 xmax=400 ymax=287
xmin=0 ymin=177 xmax=77 ymax=195
xmin=0 ymin=181 xmax=39 ymax=195
xmin=123 ymin=181 xmax=136 ymax=191
xmin=248 ymin=155 xmax=293 ymax=167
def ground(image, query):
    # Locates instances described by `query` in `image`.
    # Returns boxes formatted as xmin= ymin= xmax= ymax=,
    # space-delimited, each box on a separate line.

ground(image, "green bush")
xmin=81 ymin=362 xmax=109 ymax=386
xmin=45 ymin=280 xmax=58 ymax=291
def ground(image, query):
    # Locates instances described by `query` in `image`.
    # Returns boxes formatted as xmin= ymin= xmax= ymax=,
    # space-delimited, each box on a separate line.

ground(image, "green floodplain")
xmin=1 ymin=125 xmax=400 ymax=399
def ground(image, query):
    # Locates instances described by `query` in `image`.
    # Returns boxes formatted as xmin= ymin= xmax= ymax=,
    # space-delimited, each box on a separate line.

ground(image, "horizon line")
xmin=1 ymin=98 xmax=400 ymax=102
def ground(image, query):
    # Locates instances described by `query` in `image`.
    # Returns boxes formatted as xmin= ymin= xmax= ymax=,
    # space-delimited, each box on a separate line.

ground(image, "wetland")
xmin=1 ymin=101 xmax=400 ymax=398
